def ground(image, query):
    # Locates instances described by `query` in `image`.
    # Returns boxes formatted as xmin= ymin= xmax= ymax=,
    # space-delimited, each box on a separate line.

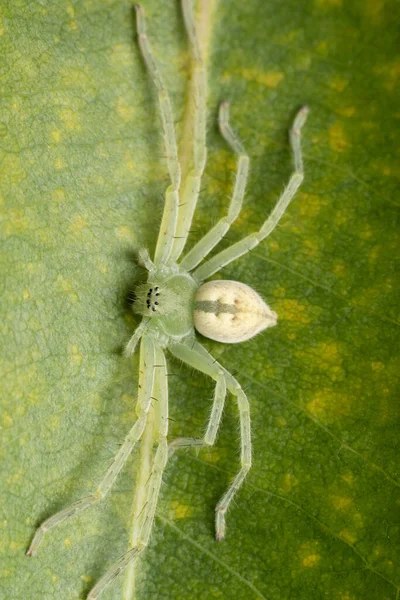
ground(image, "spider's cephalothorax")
xmin=134 ymin=271 xmax=198 ymax=338
xmin=27 ymin=3 xmax=308 ymax=599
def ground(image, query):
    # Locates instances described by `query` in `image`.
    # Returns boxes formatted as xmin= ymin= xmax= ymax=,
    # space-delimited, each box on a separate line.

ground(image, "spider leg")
xmin=193 ymin=106 xmax=309 ymax=281
xmin=135 ymin=5 xmax=180 ymax=265
xmin=88 ymin=345 xmax=169 ymax=600
xmin=138 ymin=248 xmax=155 ymax=271
xmin=26 ymin=336 xmax=156 ymax=557
xmin=168 ymin=339 xmax=251 ymax=541
xmin=169 ymin=0 xmax=207 ymax=263
xmin=180 ymin=101 xmax=249 ymax=271
xmin=169 ymin=367 xmax=226 ymax=452
xmin=124 ymin=318 xmax=148 ymax=356
xmin=169 ymin=338 xmax=227 ymax=452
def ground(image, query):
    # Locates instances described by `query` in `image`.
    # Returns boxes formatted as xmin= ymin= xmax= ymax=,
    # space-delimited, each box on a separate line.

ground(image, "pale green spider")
xmin=27 ymin=2 xmax=308 ymax=598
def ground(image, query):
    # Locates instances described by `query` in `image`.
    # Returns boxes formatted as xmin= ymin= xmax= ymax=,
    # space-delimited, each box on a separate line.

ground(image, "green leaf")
xmin=1 ymin=1 xmax=399 ymax=599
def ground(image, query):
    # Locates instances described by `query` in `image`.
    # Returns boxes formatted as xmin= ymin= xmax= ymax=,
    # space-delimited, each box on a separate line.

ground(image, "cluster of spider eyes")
xmin=146 ymin=286 xmax=160 ymax=312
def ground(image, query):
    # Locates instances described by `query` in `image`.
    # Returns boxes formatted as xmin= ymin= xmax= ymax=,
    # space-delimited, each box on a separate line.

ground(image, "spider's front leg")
xmin=168 ymin=339 xmax=251 ymax=541
xmin=87 ymin=345 xmax=169 ymax=600
xmin=26 ymin=336 xmax=156 ymax=557
xmin=193 ymin=105 xmax=309 ymax=281
xmin=179 ymin=100 xmax=249 ymax=272
xmin=124 ymin=248 xmax=155 ymax=357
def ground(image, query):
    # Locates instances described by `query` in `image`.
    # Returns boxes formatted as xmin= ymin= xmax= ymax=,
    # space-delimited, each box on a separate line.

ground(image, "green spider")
xmin=27 ymin=2 xmax=308 ymax=598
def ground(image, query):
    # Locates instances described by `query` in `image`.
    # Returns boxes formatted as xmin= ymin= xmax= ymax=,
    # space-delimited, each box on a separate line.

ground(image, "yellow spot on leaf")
xmin=70 ymin=215 xmax=87 ymax=233
xmin=201 ymin=449 xmax=223 ymax=464
xmin=51 ymin=129 xmax=61 ymax=143
xmin=70 ymin=345 xmax=83 ymax=366
xmin=81 ymin=575 xmax=93 ymax=583
xmin=7 ymin=468 xmax=23 ymax=486
xmin=52 ymin=188 xmax=65 ymax=202
xmin=1 ymin=155 xmax=26 ymax=184
xmin=67 ymin=19 xmax=79 ymax=31
xmin=334 ymin=207 xmax=353 ymax=226
xmin=302 ymin=553 xmax=320 ymax=567
xmin=57 ymin=276 xmax=74 ymax=293
xmin=329 ymin=122 xmax=349 ymax=152
xmin=333 ymin=262 xmax=346 ymax=277
xmin=23 ymin=289 xmax=30 ymax=299
xmin=5 ymin=210 xmax=29 ymax=235
xmin=331 ymin=495 xmax=353 ymax=511
xmin=60 ymin=108 xmax=81 ymax=131
xmin=341 ymin=471 xmax=354 ymax=486
xmin=374 ymin=60 xmax=400 ymax=92
xmin=353 ymin=512 xmax=364 ymax=527
xmin=276 ymin=416 xmax=287 ymax=427
xmin=316 ymin=342 xmax=341 ymax=363
xmin=339 ymin=529 xmax=357 ymax=545
xmin=304 ymin=237 xmax=319 ymax=257
xmin=365 ymin=0 xmax=384 ymax=25
xmin=316 ymin=41 xmax=328 ymax=54
xmin=116 ymin=226 xmax=134 ymax=241
xmin=295 ymin=53 xmax=312 ymax=70
xmin=368 ymin=247 xmax=380 ymax=265
xmin=170 ymin=501 xmax=193 ymax=520
xmin=298 ymin=193 xmax=321 ymax=218
xmin=66 ymin=5 xmax=75 ymax=17
xmin=306 ymin=389 xmax=350 ymax=421
xmin=48 ymin=415 xmax=60 ymax=431
xmin=2 ymin=411 xmax=14 ymax=427
xmin=64 ymin=537 xmax=72 ymax=548
xmin=276 ymin=299 xmax=310 ymax=325
xmin=269 ymin=240 xmax=280 ymax=251
xmin=371 ymin=361 xmax=384 ymax=373
xmin=9 ymin=541 xmax=20 ymax=551
xmin=117 ymin=97 xmax=135 ymax=121
xmin=359 ymin=223 xmax=373 ymax=239
xmin=98 ymin=263 xmax=108 ymax=274
xmin=238 ymin=68 xmax=284 ymax=89
xmin=329 ymin=76 xmax=349 ymax=93
xmin=51 ymin=574 xmax=58 ymax=583
xmin=336 ymin=106 xmax=356 ymax=117
xmin=89 ymin=393 xmax=102 ymax=411
xmin=298 ymin=540 xmax=321 ymax=567
xmin=55 ymin=158 xmax=64 ymax=169
xmin=280 ymin=472 xmax=299 ymax=492
xmin=109 ymin=43 xmax=132 ymax=68
xmin=121 ymin=394 xmax=135 ymax=405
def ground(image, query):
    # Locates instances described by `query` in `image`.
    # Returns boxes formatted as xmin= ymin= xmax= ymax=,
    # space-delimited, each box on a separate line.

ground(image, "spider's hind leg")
xmin=168 ymin=339 xmax=251 ymax=541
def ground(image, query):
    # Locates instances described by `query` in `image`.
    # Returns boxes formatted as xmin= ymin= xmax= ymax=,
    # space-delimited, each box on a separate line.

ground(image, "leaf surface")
xmin=1 ymin=1 xmax=399 ymax=599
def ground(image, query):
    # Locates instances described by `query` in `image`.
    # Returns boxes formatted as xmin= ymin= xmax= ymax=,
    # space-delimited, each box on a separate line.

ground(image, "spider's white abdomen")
xmin=194 ymin=280 xmax=277 ymax=344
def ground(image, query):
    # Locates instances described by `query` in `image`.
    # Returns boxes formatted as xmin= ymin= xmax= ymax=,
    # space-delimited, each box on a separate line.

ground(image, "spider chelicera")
xmin=27 ymin=2 xmax=308 ymax=598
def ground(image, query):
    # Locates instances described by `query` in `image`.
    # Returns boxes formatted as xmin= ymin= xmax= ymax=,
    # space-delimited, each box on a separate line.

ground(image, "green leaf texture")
xmin=1 ymin=1 xmax=399 ymax=599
